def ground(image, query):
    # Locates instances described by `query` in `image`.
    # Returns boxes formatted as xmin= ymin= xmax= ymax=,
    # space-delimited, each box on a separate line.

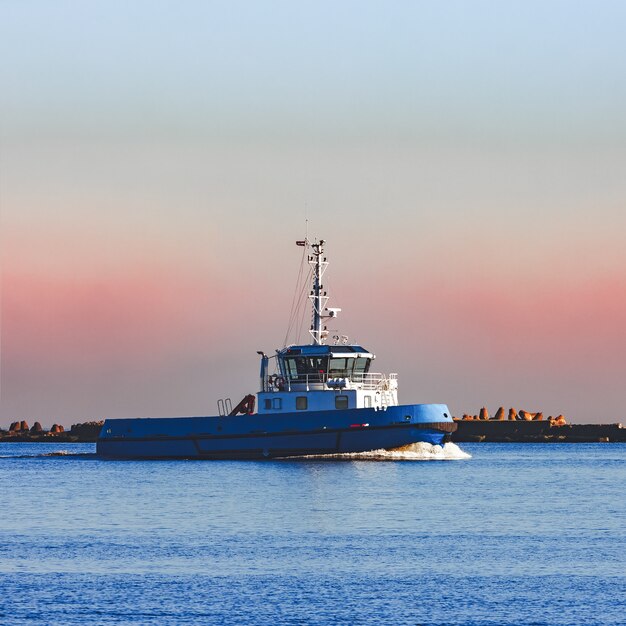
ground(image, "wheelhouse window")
xmin=296 ymin=397 xmax=308 ymax=410
xmin=335 ymin=395 xmax=349 ymax=410
xmin=328 ymin=357 xmax=371 ymax=379
xmin=329 ymin=358 xmax=350 ymax=377
xmin=283 ymin=357 xmax=328 ymax=382
xmin=353 ymin=357 xmax=371 ymax=379
xmin=272 ymin=398 xmax=282 ymax=410
xmin=264 ymin=399 xmax=271 ymax=410
xmin=281 ymin=354 xmax=371 ymax=383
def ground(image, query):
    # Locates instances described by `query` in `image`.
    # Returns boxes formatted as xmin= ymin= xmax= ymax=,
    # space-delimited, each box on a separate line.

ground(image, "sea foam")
xmin=293 ymin=441 xmax=471 ymax=461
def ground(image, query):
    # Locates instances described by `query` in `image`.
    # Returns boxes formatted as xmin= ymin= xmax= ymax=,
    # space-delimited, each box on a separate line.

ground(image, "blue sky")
xmin=3 ymin=1 xmax=626 ymax=141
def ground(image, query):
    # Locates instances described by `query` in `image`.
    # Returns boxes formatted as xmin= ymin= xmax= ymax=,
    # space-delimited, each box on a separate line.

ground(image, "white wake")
xmin=294 ymin=441 xmax=471 ymax=461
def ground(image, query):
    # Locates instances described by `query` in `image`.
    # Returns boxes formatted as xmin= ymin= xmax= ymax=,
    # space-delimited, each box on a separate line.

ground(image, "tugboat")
xmin=97 ymin=239 xmax=456 ymax=459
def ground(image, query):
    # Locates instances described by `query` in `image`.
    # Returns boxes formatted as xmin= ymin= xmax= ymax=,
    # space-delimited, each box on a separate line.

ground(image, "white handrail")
xmin=267 ymin=372 xmax=398 ymax=391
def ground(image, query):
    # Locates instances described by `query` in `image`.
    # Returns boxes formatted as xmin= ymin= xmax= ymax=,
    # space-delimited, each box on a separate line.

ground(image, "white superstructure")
xmin=257 ymin=239 xmax=399 ymax=414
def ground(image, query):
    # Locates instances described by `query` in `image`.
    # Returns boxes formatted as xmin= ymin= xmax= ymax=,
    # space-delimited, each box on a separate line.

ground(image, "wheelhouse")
xmin=277 ymin=345 xmax=373 ymax=387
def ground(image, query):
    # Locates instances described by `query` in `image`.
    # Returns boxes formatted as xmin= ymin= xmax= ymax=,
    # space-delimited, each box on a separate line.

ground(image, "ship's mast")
xmin=309 ymin=240 xmax=328 ymax=345
xmin=296 ymin=238 xmax=340 ymax=345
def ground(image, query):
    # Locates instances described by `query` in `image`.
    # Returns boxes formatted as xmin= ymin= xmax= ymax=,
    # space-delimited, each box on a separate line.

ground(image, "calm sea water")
xmin=1 ymin=442 xmax=624 ymax=626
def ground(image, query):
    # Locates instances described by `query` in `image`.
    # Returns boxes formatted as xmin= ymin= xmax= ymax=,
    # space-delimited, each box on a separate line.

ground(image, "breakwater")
xmin=451 ymin=420 xmax=625 ymax=442
xmin=451 ymin=407 xmax=625 ymax=442
xmin=0 ymin=421 xmax=104 ymax=443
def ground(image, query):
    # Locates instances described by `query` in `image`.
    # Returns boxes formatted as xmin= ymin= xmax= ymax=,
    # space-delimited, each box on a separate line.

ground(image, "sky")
xmin=1 ymin=0 xmax=625 ymax=426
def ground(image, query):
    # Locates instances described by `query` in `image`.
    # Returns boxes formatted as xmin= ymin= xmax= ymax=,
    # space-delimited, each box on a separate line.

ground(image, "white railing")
xmin=264 ymin=372 xmax=398 ymax=392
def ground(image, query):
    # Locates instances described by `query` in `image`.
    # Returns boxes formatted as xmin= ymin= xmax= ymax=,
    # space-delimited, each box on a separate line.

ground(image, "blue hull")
xmin=97 ymin=404 xmax=455 ymax=459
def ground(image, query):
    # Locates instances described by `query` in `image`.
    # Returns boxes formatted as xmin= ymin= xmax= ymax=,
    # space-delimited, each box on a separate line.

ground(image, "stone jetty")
xmin=0 ymin=421 xmax=105 ymax=443
xmin=451 ymin=407 xmax=625 ymax=442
